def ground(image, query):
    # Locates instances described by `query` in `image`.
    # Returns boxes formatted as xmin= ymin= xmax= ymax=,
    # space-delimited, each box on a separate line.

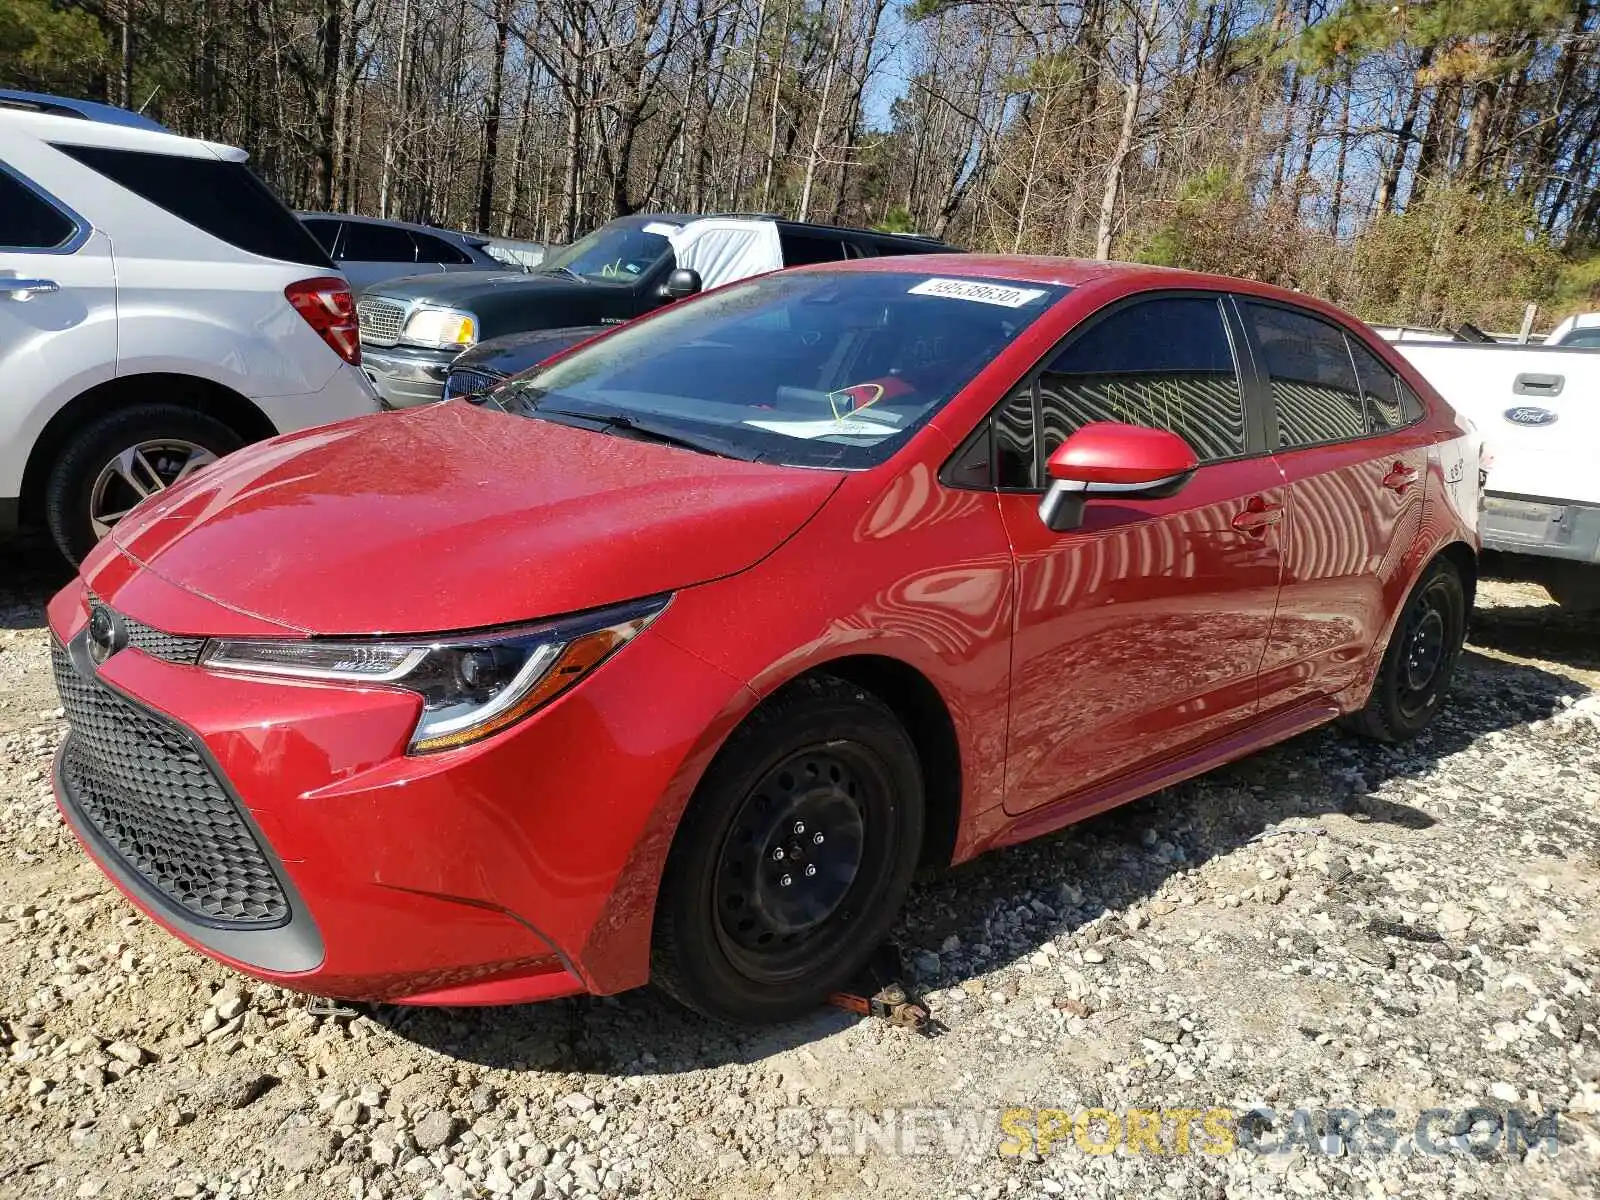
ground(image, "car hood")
xmin=367 ymin=270 xmax=586 ymax=309
xmin=102 ymin=403 xmax=845 ymax=636
xmin=453 ymin=326 xmax=609 ymax=379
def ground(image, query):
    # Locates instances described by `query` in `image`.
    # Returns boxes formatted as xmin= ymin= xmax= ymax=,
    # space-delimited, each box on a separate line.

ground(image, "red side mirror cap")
xmin=1046 ymin=422 xmax=1199 ymax=486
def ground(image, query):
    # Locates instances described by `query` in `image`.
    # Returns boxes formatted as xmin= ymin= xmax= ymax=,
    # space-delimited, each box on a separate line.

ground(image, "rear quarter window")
xmin=55 ymin=144 xmax=333 ymax=269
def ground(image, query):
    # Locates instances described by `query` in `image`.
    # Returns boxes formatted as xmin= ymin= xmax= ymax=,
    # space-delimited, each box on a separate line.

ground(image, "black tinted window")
xmin=414 ymin=232 xmax=474 ymax=265
xmin=341 ymin=222 xmax=417 ymax=263
xmin=1397 ymin=378 xmax=1427 ymax=423
xmin=1034 ymin=296 xmax=1247 ymax=463
xmin=0 ymin=171 xmax=76 ymax=249
xmin=1244 ymin=303 xmax=1365 ymax=447
xmin=780 ymin=232 xmax=851 ymax=266
xmin=57 ymin=145 xmax=331 ymax=268
xmin=302 ymin=218 xmax=341 ymax=253
xmin=1346 ymin=337 xmax=1406 ymax=431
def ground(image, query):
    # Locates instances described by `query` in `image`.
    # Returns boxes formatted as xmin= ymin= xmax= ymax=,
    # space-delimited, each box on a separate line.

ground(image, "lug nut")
xmin=793 ymin=821 xmax=806 ymax=834
xmin=772 ymin=848 xmax=784 ymax=860
xmin=780 ymin=874 xmax=792 ymax=887
xmin=805 ymin=865 xmax=817 ymax=877
xmin=813 ymin=833 xmax=824 ymax=845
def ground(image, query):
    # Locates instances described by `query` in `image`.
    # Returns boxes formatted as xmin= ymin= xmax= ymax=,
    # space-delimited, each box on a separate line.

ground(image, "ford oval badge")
xmin=1504 ymin=406 xmax=1558 ymax=427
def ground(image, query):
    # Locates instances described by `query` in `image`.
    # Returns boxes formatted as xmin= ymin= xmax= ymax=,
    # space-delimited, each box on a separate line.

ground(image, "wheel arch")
xmin=19 ymin=374 xmax=277 ymax=526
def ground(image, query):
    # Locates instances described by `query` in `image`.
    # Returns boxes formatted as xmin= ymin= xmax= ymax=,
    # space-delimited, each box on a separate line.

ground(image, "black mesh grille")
xmin=52 ymin=638 xmax=289 ymax=926
xmin=444 ymin=367 xmax=503 ymax=400
xmin=86 ymin=594 xmax=205 ymax=665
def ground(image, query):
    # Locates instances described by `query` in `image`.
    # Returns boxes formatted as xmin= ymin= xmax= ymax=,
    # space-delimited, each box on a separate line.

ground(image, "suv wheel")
xmin=652 ymin=675 xmax=925 ymax=1023
xmin=45 ymin=405 xmax=242 ymax=564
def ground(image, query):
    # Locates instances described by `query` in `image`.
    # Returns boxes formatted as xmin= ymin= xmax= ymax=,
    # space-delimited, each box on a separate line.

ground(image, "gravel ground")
xmin=2 ymin=540 xmax=1598 ymax=1200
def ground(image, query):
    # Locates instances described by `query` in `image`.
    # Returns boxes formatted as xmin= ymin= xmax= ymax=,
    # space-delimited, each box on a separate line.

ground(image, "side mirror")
xmin=1038 ymin=422 xmax=1199 ymax=532
xmin=657 ymin=268 xmax=702 ymax=303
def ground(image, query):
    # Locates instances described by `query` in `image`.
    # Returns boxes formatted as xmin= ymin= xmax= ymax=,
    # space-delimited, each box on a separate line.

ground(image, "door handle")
xmin=1381 ymin=463 xmax=1420 ymax=493
xmin=1513 ymin=372 xmax=1563 ymax=397
xmin=1231 ymin=499 xmax=1283 ymax=534
xmin=2 ymin=278 xmax=59 ymax=301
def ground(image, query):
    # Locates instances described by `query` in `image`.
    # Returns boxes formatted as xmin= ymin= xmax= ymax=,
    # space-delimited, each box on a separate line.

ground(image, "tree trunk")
xmin=1096 ymin=0 xmax=1157 ymax=260
xmin=798 ymin=0 xmax=848 ymax=222
xmin=1376 ymin=45 xmax=1433 ymax=217
xmin=477 ymin=0 xmax=512 ymax=231
xmin=731 ymin=0 xmax=768 ymax=209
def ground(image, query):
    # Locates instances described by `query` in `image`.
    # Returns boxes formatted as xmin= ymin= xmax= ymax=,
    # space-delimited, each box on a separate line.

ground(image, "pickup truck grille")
xmin=356 ymin=297 xmax=406 ymax=346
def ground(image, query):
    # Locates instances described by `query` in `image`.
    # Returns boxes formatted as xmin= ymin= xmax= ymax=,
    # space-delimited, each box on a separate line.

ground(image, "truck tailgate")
xmin=1395 ymin=342 xmax=1600 ymax=506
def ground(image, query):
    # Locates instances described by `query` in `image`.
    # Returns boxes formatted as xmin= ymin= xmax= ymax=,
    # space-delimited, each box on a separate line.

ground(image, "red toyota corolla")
xmin=49 ymin=257 xmax=1480 ymax=1022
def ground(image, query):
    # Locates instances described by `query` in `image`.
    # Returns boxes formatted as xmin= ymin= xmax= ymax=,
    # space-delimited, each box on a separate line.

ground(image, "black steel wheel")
xmin=1346 ymin=556 xmax=1468 ymax=742
xmin=652 ymin=675 xmax=924 ymax=1023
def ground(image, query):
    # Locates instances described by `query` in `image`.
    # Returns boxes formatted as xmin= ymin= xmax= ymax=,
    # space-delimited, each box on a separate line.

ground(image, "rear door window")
xmin=301 ymin=217 xmax=342 ymax=255
xmin=779 ymin=231 xmax=851 ymax=266
xmin=0 ymin=170 xmax=76 ymax=250
xmin=340 ymin=222 xmax=418 ymax=263
xmin=413 ymin=231 xmax=474 ymax=265
xmin=55 ymin=144 xmax=331 ymax=268
xmin=1243 ymin=302 xmax=1366 ymax=447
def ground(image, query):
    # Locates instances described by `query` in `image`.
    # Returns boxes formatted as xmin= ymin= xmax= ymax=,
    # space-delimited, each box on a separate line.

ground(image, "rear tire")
xmin=1345 ymin=557 xmax=1467 ymax=742
xmin=44 ymin=404 xmax=242 ymax=564
xmin=652 ymin=675 xmax=924 ymax=1023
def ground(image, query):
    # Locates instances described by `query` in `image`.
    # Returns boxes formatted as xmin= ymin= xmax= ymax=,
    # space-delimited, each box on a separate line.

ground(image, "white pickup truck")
xmin=1390 ymin=339 xmax=1600 ymax=609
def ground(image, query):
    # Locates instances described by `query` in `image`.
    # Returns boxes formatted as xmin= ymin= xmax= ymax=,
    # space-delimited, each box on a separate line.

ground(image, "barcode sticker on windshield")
xmin=745 ymin=417 xmax=900 ymax=440
xmin=908 ymin=278 xmax=1047 ymax=307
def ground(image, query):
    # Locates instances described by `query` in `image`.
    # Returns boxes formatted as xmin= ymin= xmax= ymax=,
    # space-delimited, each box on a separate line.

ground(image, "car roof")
xmin=1 ymin=94 xmax=243 ymax=159
xmin=297 ymin=212 xmax=483 ymax=243
xmin=0 ymin=89 xmax=170 ymax=132
xmin=802 ymin=254 xmax=1367 ymax=321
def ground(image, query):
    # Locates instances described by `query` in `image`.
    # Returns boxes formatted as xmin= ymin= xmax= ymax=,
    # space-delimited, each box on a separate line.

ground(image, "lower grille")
xmin=444 ymin=367 xmax=504 ymax=401
xmin=52 ymin=638 xmax=289 ymax=926
xmin=356 ymin=297 xmax=406 ymax=346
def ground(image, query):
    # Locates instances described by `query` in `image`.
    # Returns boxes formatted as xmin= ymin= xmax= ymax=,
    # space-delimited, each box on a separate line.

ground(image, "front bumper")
xmin=359 ymin=343 xmax=455 ymax=409
xmin=1481 ymin=493 xmax=1600 ymax=563
xmin=46 ymin=576 xmax=748 ymax=1004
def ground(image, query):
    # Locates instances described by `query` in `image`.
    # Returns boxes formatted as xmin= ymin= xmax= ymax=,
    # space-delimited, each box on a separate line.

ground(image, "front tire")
xmin=1345 ymin=556 xmax=1467 ymax=742
xmin=44 ymin=404 xmax=242 ymax=564
xmin=652 ymin=675 xmax=924 ymax=1023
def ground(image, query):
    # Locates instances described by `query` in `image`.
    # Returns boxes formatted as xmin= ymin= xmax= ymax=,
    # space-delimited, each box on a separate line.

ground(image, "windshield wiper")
xmin=534 ymin=406 xmax=759 ymax=461
xmin=544 ymin=264 xmax=584 ymax=282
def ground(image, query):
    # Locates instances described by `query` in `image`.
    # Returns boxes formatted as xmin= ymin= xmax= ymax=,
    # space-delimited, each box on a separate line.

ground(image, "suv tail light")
xmin=285 ymin=277 xmax=361 ymax=366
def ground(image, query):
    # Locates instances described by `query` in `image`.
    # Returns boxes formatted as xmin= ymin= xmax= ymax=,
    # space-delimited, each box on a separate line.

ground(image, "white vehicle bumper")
xmin=253 ymin=362 xmax=382 ymax=434
xmin=1481 ymin=493 xmax=1600 ymax=563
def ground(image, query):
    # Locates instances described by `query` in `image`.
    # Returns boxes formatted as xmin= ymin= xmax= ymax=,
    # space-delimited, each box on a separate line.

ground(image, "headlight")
xmin=200 ymin=596 xmax=667 ymax=753
xmin=402 ymin=307 xmax=478 ymax=349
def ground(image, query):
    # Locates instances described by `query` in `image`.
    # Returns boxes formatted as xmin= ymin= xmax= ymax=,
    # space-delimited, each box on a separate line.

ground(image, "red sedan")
xmin=48 ymin=257 xmax=1481 ymax=1022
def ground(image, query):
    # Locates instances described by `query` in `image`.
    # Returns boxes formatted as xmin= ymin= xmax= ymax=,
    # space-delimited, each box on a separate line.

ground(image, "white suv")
xmin=0 ymin=90 xmax=379 ymax=562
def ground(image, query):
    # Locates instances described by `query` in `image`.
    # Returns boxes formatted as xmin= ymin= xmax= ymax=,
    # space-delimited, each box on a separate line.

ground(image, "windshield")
xmin=503 ymin=270 xmax=1066 ymax=468
xmin=541 ymin=218 xmax=679 ymax=283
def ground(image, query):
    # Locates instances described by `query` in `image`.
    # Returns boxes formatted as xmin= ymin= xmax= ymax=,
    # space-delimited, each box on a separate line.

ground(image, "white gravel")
xmin=2 ymin=544 xmax=1598 ymax=1199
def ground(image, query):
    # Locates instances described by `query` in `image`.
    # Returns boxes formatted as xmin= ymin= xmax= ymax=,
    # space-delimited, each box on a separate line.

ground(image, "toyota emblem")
xmin=87 ymin=605 xmax=127 ymax=665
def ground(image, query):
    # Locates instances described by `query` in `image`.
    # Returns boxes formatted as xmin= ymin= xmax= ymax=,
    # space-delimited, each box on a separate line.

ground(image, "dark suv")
xmin=356 ymin=213 xmax=958 ymax=408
